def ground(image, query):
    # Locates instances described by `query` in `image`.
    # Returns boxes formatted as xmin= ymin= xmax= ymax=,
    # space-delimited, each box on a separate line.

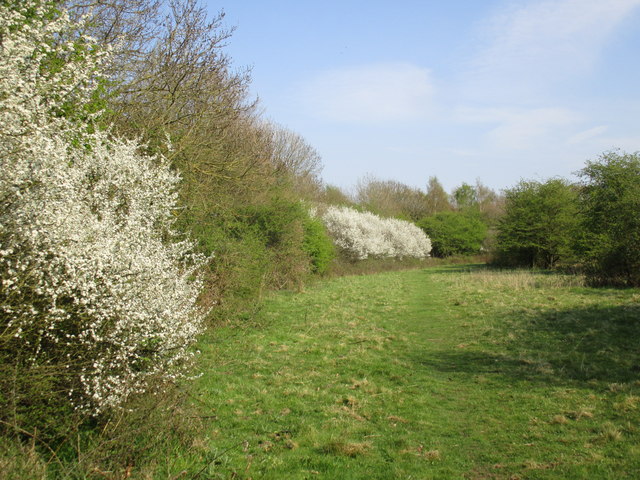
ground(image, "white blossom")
xmin=318 ymin=205 xmax=431 ymax=260
xmin=1 ymin=2 xmax=206 ymax=414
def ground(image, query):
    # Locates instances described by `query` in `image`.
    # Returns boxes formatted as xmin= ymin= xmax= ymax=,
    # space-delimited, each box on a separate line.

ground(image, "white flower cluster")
xmin=1 ymin=2 xmax=206 ymax=413
xmin=319 ymin=206 xmax=432 ymax=260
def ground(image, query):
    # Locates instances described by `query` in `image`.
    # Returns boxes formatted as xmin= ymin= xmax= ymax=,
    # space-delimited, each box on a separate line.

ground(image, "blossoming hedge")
xmin=319 ymin=205 xmax=432 ymax=260
xmin=0 ymin=2 xmax=205 ymax=414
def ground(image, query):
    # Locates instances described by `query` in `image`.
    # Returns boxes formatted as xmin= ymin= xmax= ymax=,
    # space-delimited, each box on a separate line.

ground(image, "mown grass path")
xmin=187 ymin=266 xmax=640 ymax=479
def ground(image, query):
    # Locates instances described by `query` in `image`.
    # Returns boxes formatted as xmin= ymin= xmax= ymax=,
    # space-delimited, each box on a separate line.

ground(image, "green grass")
xmin=6 ymin=265 xmax=639 ymax=479
xmin=177 ymin=265 xmax=640 ymax=479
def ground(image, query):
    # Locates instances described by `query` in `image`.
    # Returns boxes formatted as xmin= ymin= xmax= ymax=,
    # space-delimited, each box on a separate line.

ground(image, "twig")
xmin=0 ymin=419 xmax=66 ymax=473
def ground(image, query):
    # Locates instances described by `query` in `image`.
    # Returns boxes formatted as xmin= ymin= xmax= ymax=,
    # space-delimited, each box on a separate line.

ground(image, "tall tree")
xmin=263 ymin=122 xmax=324 ymax=200
xmin=452 ymin=182 xmax=478 ymax=210
xmin=474 ymin=179 xmax=504 ymax=224
xmin=579 ymin=151 xmax=640 ymax=286
xmin=424 ymin=176 xmax=452 ymax=215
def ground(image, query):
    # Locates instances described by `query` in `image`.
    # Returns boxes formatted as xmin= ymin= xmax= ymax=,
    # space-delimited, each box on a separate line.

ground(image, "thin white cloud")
xmin=467 ymin=0 xmax=640 ymax=102
xmin=453 ymin=1 xmax=640 ymax=156
xmin=567 ymin=125 xmax=608 ymax=145
xmin=297 ymin=63 xmax=434 ymax=124
xmin=458 ymin=107 xmax=580 ymax=150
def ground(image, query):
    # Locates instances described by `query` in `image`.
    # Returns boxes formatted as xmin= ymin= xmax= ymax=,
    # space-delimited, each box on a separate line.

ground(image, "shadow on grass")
xmin=416 ymin=303 xmax=640 ymax=386
xmin=419 ymin=263 xmax=490 ymax=275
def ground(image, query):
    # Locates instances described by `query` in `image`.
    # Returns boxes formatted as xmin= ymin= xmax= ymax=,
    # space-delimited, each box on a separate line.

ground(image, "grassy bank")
xmin=178 ymin=266 xmax=640 ymax=479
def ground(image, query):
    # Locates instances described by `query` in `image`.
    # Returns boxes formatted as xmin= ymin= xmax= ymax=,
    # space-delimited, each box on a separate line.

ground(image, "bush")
xmin=319 ymin=206 xmax=432 ymax=260
xmin=233 ymin=199 xmax=315 ymax=288
xmin=200 ymin=199 xmax=328 ymax=320
xmin=579 ymin=151 xmax=640 ymax=286
xmin=493 ymin=179 xmax=580 ymax=268
xmin=303 ymin=216 xmax=335 ymax=275
xmin=418 ymin=211 xmax=487 ymax=257
xmin=0 ymin=1 xmax=205 ymax=421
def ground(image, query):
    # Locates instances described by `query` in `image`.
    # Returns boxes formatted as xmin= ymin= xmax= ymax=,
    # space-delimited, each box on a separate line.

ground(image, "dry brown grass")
xmin=448 ymin=269 xmax=586 ymax=291
xmin=598 ymin=422 xmax=623 ymax=442
xmin=322 ymin=441 xmax=372 ymax=457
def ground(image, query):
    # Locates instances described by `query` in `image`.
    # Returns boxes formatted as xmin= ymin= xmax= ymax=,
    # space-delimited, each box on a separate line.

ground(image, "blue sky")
xmin=205 ymin=0 xmax=640 ymax=193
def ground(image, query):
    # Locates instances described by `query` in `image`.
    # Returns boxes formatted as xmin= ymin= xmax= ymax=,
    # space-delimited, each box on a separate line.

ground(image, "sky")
xmin=204 ymin=0 xmax=640 ymax=193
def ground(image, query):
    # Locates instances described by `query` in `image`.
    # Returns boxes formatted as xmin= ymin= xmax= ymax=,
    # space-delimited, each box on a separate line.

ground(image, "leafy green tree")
xmin=495 ymin=179 xmax=580 ymax=268
xmin=578 ymin=151 xmax=640 ymax=286
xmin=452 ymin=182 xmax=478 ymax=210
xmin=418 ymin=211 xmax=487 ymax=257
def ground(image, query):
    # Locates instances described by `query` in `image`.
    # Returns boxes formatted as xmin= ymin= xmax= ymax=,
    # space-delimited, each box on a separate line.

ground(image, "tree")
xmin=424 ymin=176 xmax=452 ymax=215
xmin=494 ymin=179 xmax=580 ymax=268
xmin=418 ymin=211 xmax=488 ymax=257
xmin=579 ymin=151 xmax=640 ymax=286
xmin=323 ymin=184 xmax=353 ymax=206
xmin=263 ymin=122 xmax=324 ymax=200
xmin=68 ymin=0 xmax=331 ymax=308
xmin=355 ymin=175 xmax=428 ymax=221
xmin=474 ymin=179 xmax=504 ymax=224
xmin=452 ymin=182 xmax=478 ymax=210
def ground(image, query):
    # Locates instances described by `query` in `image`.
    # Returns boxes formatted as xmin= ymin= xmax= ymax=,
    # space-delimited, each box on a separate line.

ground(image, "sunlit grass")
xmin=179 ymin=265 xmax=640 ymax=479
xmin=444 ymin=265 xmax=586 ymax=290
xmin=9 ymin=264 xmax=638 ymax=478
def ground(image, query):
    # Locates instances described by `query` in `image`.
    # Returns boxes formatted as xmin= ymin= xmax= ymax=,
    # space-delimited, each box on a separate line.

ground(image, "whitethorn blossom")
xmin=1 ymin=2 xmax=206 ymax=414
xmin=318 ymin=205 xmax=431 ymax=260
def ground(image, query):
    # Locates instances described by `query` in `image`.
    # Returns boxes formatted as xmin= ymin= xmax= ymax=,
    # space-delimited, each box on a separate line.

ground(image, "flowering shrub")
xmin=319 ymin=206 xmax=431 ymax=260
xmin=0 ymin=2 xmax=205 ymax=414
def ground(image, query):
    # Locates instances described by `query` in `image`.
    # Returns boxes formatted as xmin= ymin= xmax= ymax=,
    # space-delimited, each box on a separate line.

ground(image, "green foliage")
xmin=234 ymin=198 xmax=313 ymax=288
xmin=494 ymin=178 xmax=580 ymax=268
xmin=183 ymin=197 xmax=330 ymax=324
xmin=207 ymin=227 xmax=272 ymax=309
xmin=452 ymin=182 xmax=477 ymax=210
xmin=302 ymin=215 xmax=335 ymax=275
xmin=418 ymin=210 xmax=488 ymax=257
xmin=238 ymin=199 xmax=306 ymax=250
xmin=579 ymin=151 xmax=640 ymax=286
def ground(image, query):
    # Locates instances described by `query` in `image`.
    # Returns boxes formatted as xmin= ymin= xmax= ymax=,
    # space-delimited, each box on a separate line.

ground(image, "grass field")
xmin=10 ymin=265 xmax=636 ymax=478
xmin=151 ymin=265 xmax=640 ymax=479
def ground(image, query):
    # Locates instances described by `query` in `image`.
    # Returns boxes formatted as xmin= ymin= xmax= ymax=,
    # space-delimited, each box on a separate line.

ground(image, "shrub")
xmin=201 ymin=199 xmax=329 ymax=319
xmin=418 ymin=211 xmax=488 ymax=257
xmin=579 ymin=151 xmax=640 ymax=286
xmin=0 ymin=1 xmax=205 ymax=419
xmin=303 ymin=216 xmax=335 ymax=275
xmin=319 ymin=206 xmax=431 ymax=260
xmin=493 ymin=179 xmax=580 ymax=268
